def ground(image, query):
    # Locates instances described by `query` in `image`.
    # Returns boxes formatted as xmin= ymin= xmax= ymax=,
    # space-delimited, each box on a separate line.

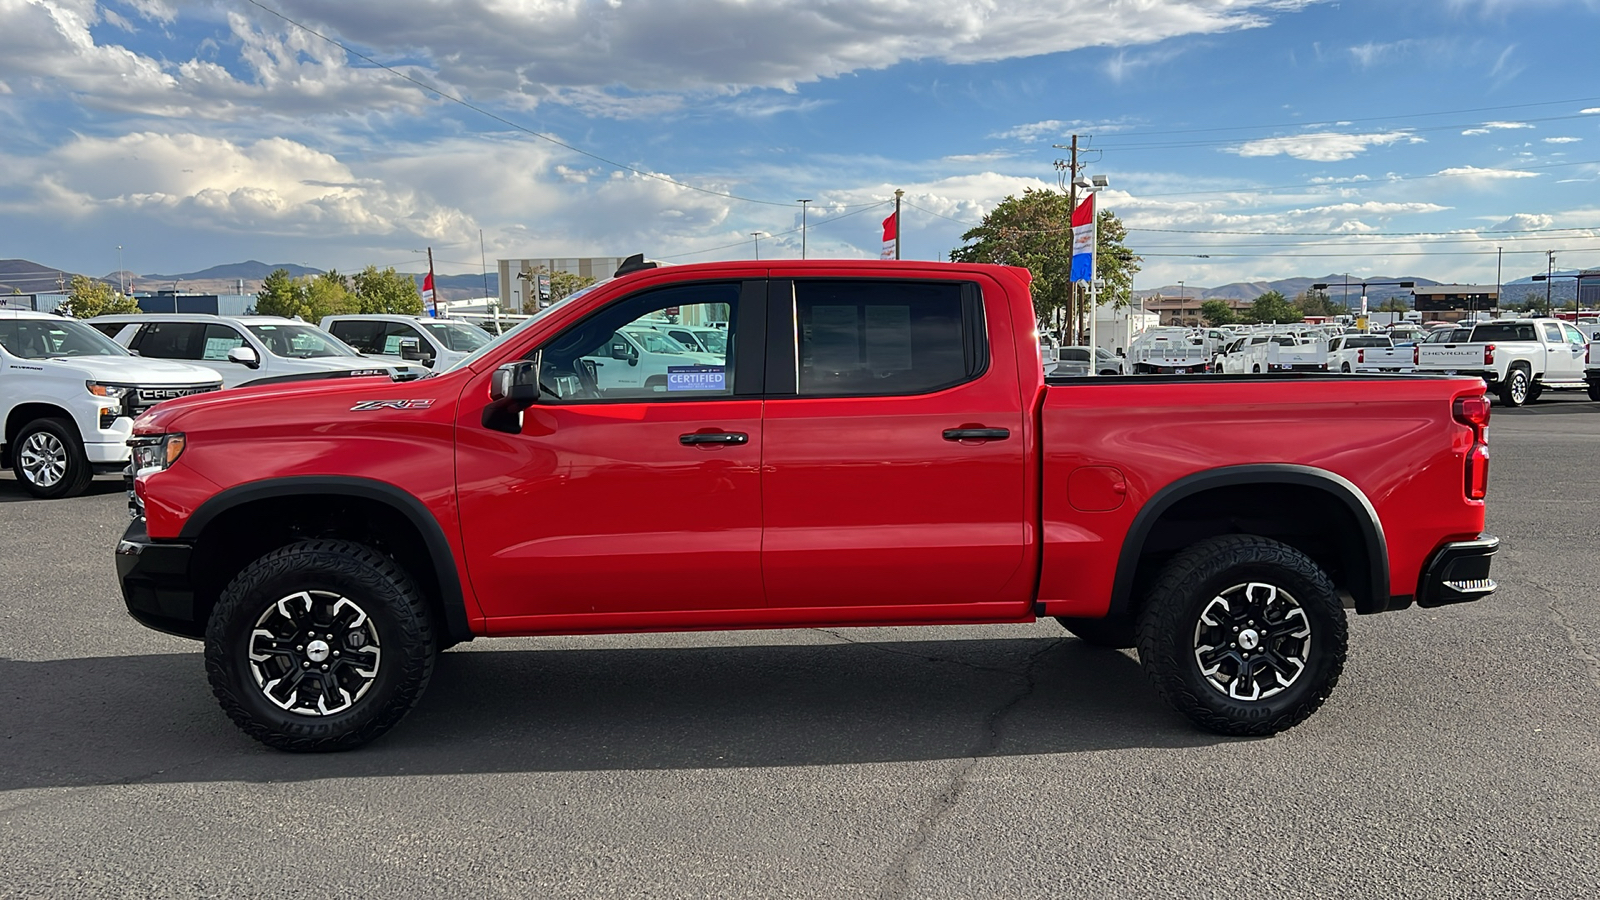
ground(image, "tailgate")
xmin=1416 ymin=344 xmax=1481 ymax=368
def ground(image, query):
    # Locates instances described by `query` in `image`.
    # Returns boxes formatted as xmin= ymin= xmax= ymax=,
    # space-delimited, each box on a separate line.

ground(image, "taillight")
xmin=1453 ymin=395 xmax=1491 ymax=430
xmin=1454 ymin=394 xmax=1491 ymax=501
xmin=1484 ymin=343 xmax=1495 ymax=365
xmin=1413 ymin=345 xmax=1420 ymax=366
xmin=1358 ymin=349 xmax=1366 ymax=364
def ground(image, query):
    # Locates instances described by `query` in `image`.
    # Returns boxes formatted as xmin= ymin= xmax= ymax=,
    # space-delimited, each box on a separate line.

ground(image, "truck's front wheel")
xmin=1136 ymin=535 xmax=1347 ymax=736
xmin=205 ymin=540 xmax=436 ymax=752
xmin=11 ymin=418 xmax=92 ymax=499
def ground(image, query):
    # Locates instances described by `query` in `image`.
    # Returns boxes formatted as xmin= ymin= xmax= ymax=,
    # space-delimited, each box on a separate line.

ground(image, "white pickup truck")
xmin=1 ymin=311 xmax=221 ymax=498
xmin=1215 ymin=334 xmax=1328 ymax=374
xmin=1128 ymin=328 xmax=1210 ymax=374
xmin=1412 ymin=318 xmax=1589 ymax=407
xmin=1328 ymin=334 xmax=1410 ymax=373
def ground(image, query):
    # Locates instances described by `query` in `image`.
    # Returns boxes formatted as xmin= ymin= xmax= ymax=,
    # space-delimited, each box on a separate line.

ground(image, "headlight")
xmin=88 ymin=381 xmax=133 ymax=399
xmin=129 ymin=433 xmax=186 ymax=475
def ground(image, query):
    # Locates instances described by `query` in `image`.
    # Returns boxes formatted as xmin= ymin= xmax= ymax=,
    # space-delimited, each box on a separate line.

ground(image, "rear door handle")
xmin=943 ymin=428 xmax=1010 ymax=441
xmin=680 ymin=431 xmax=749 ymax=446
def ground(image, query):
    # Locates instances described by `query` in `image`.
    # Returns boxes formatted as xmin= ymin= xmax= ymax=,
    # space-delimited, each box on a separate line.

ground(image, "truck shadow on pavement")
xmin=0 ymin=638 xmax=1226 ymax=791
xmin=0 ymin=475 xmax=125 ymax=503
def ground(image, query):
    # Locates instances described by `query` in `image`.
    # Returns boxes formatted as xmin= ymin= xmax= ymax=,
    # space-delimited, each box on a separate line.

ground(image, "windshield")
xmin=692 ymin=329 xmax=728 ymax=355
xmin=423 ymin=321 xmax=493 ymax=353
xmin=246 ymin=323 xmax=358 ymax=359
xmin=625 ymin=329 xmax=692 ymax=354
xmin=0 ymin=318 xmax=129 ymax=359
xmin=443 ymin=286 xmax=595 ymax=372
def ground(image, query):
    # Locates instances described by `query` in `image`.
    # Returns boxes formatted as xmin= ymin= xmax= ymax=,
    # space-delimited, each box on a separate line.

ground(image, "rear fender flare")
xmin=1107 ymin=464 xmax=1390 ymax=618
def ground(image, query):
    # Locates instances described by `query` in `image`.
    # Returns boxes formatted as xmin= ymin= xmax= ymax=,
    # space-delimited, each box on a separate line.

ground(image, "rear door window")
xmin=328 ymin=320 xmax=383 ymax=354
xmin=791 ymin=279 xmax=979 ymax=397
xmin=132 ymin=322 xmax=206 ymax=359
xmin=201 ymin=324 xmax=248 ymax=360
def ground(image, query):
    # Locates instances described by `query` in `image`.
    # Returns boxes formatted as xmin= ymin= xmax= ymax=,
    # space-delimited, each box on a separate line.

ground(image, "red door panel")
xmin=456 ymin=400 xmax=763 ymax=620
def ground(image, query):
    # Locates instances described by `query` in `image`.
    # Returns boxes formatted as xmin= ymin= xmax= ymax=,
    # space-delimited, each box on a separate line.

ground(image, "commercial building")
xmin=1409 ymin=285 xmax=1498 ymax=323
xmin=497 ymin=257 xmax=627 ymax=313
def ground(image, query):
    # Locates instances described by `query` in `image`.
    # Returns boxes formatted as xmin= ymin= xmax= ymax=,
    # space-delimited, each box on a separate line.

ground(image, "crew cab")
xmin=1328 ymin=335 xmax=1410 ymax=374
xmin=115 ymin=258 xmax=1499 ymax=752
xmin=319 ymin=314 xmax=496 ymax=370
xmin=89 ymin=314 xmax=429 ymax=389
xmin=1412 ymin=318 xmax=1589 ymax=406
xmin=1215 ymin=333 xmax=1327 ymax=374
xmin=1 ymin=311 xmax=220 ymax=498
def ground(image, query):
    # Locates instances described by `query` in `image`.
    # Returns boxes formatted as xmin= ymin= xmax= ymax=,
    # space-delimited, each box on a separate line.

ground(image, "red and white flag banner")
xmin=880 ymin=211 xmax=898 ymax=260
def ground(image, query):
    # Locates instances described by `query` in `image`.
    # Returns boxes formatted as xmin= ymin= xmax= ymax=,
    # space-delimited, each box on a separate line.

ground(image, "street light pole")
xmin=751 ymin=232 xmax=764 ymax=260
xmin=1547 ymin=250 xmax=1556 ymax=310
xmin=117 ymin=245 xmax=124 ymax=295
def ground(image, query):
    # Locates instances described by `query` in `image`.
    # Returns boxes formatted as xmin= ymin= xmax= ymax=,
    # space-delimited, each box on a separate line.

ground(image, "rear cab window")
xmin=790 ymin=279 xmax=983 ymax=397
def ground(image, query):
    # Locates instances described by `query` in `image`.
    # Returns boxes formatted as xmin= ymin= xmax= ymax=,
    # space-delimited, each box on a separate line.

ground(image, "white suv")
xmin=1 ymin=311 xmax=221 ymax=498
xmin=88 ymin=314 xmax=429 ymax=389
xmin=319 ymin=314 xmax=495 ymax=371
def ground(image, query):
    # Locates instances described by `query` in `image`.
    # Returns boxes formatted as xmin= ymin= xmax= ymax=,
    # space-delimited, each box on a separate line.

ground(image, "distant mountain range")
xmin=4 ymin=256 xmax=1585 ymax=307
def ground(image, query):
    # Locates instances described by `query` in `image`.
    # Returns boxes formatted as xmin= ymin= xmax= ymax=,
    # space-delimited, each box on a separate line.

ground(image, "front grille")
xmin=127 ymin=383 xmax=222 ymax=417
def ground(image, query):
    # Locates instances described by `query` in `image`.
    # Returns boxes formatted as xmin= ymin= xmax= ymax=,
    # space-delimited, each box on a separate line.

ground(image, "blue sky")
xmin=3 ymin=0 xmax=1599 ymax=292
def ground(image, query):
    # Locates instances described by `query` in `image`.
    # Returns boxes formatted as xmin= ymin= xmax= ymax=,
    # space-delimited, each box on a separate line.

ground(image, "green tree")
xmin=56 ymin=274 xmax=141 ymax=318
xmin=303 ymin=270 xmax=357 ymax=320
xmin=352 ymin=265 xmax=423 ymax=315
xmin=1244 ymin=290 xmax=1302 ymax=324
xmin=550 ymin=271 xmax=596 ymax=302
xmin=1375 ymin=297 xmax=1409 ymax=314
xmin=254 ymin=268 xmax=306 ymax=318
xmin=1199 ymin=299 xmax=1236 ymax=326
xmin=948 ymin=188 xmax=1142 ymax=337
xmin=1294 ymin=289 xmax=1339 ymax=318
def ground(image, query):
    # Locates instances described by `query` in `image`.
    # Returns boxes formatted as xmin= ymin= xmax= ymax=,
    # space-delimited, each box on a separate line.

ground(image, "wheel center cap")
xmin=306 ymin=639 xmax=331 ymax=663
xmin=1238 ymin=629 xmax=1261 ymax=651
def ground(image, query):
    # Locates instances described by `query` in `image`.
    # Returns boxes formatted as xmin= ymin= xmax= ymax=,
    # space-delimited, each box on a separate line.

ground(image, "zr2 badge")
xmin=351 ymin=399 xmax=435 ymax=411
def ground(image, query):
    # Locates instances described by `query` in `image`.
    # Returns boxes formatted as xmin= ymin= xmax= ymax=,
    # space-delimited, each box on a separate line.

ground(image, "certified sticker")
xmin=666 ymin=365 xmax=726 ymax=392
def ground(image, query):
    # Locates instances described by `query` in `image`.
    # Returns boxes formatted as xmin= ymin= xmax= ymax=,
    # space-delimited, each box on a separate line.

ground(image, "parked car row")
xmin=2 ymin=311 xmax=501 ymax=498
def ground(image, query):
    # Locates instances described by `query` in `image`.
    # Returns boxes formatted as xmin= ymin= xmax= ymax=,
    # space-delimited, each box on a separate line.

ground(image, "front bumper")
xmin=1416 ymin=533 xmax=1499 ymax=608
xmin=116 ymin=518 xmax=203 ymax=639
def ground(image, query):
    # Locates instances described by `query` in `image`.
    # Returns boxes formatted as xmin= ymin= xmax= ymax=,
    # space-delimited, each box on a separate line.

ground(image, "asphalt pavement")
xmin=2 ymin=393 xmax=1598 ymax=898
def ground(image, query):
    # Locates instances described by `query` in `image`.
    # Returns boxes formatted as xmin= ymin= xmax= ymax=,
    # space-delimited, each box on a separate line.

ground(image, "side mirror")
xmin=398 ymin=337 xmax=428 ymax=362
xmin=484 ymin=357 xmax=541 ymax=434
xmin=610 ymin=342 xmax=633 ymax=361
xmin=227 ymin=346 xmax=260 ymax=369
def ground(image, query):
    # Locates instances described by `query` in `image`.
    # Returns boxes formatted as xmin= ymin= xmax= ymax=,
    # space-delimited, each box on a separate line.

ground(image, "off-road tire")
xmin=1056 ymin=615 xmax=1137 ymax=649
xmin=205 ymin=540 xmax=436 ymax=752
xmin=1498 ymin=365 xmax=1531 ymax=407
xmin=1136 ymin=535 xmax=1347 ymax=736
xmin=11 ymin=418 xmax=92 ymax=499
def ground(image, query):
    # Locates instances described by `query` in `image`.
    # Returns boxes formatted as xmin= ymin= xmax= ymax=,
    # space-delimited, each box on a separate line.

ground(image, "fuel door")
xmin=1068 ymin=466 xmax=1128 ymax=513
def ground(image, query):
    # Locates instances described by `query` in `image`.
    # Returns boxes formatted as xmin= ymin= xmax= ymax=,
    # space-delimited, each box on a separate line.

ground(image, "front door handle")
xmin=680 ymin=431 xmax=749 ymax=446
xmin=943 ymin=427 xmax=1011 ymax=441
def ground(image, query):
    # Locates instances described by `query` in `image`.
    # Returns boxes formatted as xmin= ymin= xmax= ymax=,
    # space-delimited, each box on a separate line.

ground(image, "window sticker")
xmin=666 ymin=365 xmax=726 ymax=391
xmin=203 ymin=336 xmax=241 ymax=360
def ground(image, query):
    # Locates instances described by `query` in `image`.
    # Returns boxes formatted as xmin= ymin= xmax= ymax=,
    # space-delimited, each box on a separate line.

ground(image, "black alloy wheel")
xmin=206 ymin=540 xmax=436 ymax=752
xmin=1137 ymin=535 xmax=1347 ymax=736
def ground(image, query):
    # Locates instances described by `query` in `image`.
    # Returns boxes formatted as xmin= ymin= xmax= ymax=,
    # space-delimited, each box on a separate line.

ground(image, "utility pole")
xmin=1547 ymin=250 xmax=1556 ymax=310
xmin=893 ymin=189 xmax=903 ymax=260
xmin=798 ymin=199 xmax=811 ymax=259
xmin=117 ymin=245 xmax=125 ymax=295
xmin=1484 ymin=245 xmax=1497 ymax=315
xmin=751 ymin=232 xmax=764 ymax=260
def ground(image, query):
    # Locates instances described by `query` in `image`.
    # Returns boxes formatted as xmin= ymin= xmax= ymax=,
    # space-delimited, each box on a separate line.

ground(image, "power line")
xmin=1095 ymin=112 xmax=1597 ymax=152
xmin=1138 ymin=246 xmax=1600 ymax=259
xmin=240 ymin=0 xmax=877 ymax=210
xmin=1131 ymin=157 xmax=1600 ymax=198
xmin=656 ymin=200 xmax=893 ymax=260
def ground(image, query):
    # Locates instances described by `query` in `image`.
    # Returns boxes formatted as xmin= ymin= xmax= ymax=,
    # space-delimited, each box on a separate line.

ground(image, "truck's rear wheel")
xmin=1498 ymin=366 xmax=1530 ymax=407
xmin=1588 ymin=383 xmax=1600 ymax=402
xmin=1055 ymin=615 xmax=1136 ymax=649
xmin=1136 ymin=535 xmax=1347 ymax=736
xmin=1526 ymin=382 xmax=1543 ymax=403
xmin=11 ymin=418 xmax=92 ymax=499
xmin=205 ymin=540 xmax=436 ymax=752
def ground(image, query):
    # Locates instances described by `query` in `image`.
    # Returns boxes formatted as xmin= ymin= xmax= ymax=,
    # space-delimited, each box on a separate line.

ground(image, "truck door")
xmin=1545 ymin=321 xmax=1585 ymax=380
xmin=758 ymin=274 xmax=1031 ymax=612
xmin=455 ymin=279 xmax=767 ymax=623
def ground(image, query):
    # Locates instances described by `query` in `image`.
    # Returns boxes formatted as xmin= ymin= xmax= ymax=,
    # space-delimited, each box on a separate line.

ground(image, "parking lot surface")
xmin=2 ymin=393 xmax=1598 ymax=899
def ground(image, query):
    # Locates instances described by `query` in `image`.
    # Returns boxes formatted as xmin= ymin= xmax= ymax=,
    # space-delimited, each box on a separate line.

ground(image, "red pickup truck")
xmin=116 ymin=257 xmax=1498 ymax=752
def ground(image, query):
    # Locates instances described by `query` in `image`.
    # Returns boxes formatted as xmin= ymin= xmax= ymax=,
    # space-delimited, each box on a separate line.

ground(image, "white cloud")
xmin=1543 ymin=136 xmax=1582 ymax=144
xmin=1433 ymin=166 xmax=1541 ymax=180
xmin=1582 ymin=108 xmax=1600 ymax=115
xmin=1227 ymin=131 xmax=1423 ymax=162
xmin=1489 ymin=213 xmax=1554 ymax=231
xmin=1461 ymin=121 xmax=1534 ymax=135
xmin=988 ymin=119 xmax=1136 ymax=143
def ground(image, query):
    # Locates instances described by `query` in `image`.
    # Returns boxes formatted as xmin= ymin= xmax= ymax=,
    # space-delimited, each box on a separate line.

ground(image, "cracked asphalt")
xmin=2 ymin=393 xmax=1598 ymax=899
